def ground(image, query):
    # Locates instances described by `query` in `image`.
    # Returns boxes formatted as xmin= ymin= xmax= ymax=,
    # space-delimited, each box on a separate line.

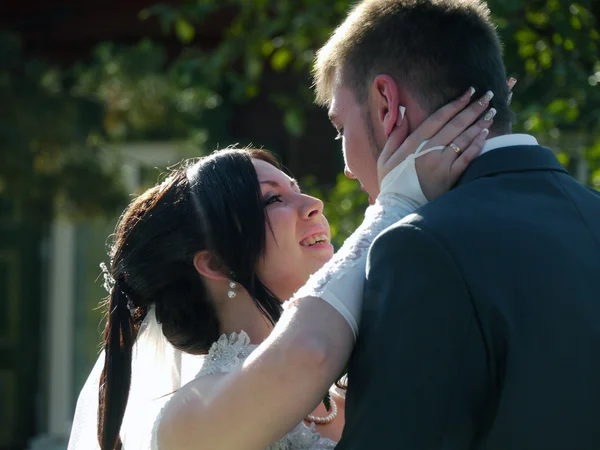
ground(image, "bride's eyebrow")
xmin=260 ymin=179 xmax=301 ymax=192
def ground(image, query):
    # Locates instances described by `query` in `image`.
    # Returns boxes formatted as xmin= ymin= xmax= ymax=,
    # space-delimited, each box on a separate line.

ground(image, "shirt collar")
xmin=480 ymin=133 xmax=538 ymax=156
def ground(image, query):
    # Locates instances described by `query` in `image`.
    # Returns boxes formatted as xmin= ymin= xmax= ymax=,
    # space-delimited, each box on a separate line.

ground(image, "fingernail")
xmin=464 ymin=87 xmax=476 ymax=100
xmin=399 ymin=105 xmax=406 ymax=121
xmin=508 ymin=77 xmax=517 ymax=89
xmin=507 ymin=91 xmax=513 ymax=105
xmin=481 ymin=128 xmax=490 ymax=137
xmin=478 ymin=90 xmax=494 ymax=106
xmin=484 ymin=108 xmax=497 ymax=121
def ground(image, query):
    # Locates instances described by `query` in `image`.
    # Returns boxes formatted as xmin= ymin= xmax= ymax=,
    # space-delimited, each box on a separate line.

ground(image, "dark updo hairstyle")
xmin=97 ymin=148 xmax=283 ymax=450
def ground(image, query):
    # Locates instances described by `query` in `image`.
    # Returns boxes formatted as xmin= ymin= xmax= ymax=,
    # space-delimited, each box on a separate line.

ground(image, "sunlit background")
xmin=0 ymin=0 xmax=599 ymax=449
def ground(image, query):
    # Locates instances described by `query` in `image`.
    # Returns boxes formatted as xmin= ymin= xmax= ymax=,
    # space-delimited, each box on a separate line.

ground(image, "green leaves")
xmin=5 ymin=0 xmax=600 ymax=228
xmin=283 ymin=109 xmax=305 ymax=136
xmin=271 ymin=47 xmax=293 ymax=71
xmin=175 ymin=18 xmax=196 ymax=44
xmin=0 ymin=32 xmax=130 ymax=222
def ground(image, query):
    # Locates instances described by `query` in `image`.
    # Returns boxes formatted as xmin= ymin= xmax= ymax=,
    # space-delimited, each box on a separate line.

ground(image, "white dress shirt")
xmin=480 ymin=133 xmax=538 ymax=156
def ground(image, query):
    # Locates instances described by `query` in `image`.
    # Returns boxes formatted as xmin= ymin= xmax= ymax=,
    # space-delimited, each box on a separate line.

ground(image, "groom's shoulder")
xmin=373 ymin=184 xmax=487 ymax=251
xmin=394 ymin=185 xmax=482 ymax=229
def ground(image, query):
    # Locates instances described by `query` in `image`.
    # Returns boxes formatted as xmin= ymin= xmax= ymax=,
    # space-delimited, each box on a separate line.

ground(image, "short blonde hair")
xmin=313 ymin=0 xmax=512 ymax=131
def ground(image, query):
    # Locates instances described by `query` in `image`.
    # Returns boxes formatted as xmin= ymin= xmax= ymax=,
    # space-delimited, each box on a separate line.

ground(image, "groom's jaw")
xmin=360 ymin=184 xmax=375 ymax=205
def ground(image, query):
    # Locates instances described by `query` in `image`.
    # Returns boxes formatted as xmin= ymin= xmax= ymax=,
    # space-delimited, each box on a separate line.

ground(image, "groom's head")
xmin=314 ymin=0 xmax=512 ymax=197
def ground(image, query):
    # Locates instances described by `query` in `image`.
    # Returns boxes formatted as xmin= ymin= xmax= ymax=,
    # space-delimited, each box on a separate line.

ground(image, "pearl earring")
xmin=228 ymin=272 xmax=237 ymax=298
xmin=228 ymin=281 xmax=237 ymax=298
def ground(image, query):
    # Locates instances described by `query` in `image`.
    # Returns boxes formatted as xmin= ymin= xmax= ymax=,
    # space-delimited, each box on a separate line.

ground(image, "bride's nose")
xmin=299 ymin=194 xmax=324 ymax=219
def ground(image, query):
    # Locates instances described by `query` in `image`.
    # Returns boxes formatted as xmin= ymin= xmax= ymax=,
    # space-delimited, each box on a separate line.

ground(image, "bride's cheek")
xmin=268 ymin=209 xmax=294 ymax=244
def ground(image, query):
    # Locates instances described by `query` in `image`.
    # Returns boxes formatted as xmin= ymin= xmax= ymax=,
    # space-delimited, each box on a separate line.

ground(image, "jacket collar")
xmin=456 ymin=144 xmax=568 ymax=188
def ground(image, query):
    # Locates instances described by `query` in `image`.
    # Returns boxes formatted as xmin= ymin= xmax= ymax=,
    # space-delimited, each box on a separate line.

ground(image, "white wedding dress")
xmin=150 ymin=331 xmax=338 ymax=450
xmin=69 ymin=142 xmax=439 ymax=450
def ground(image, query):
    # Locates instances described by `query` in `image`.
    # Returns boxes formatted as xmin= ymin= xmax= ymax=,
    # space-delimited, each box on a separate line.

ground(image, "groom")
xmin=314 ymin=0 xmax=600 ymax=448
xmin=192 ymin=0 xmax=600 ymax=448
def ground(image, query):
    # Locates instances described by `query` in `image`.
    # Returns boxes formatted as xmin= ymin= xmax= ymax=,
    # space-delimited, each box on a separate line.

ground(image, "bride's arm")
xmin=156 ymin=298 xmax=351 ymax=450
xmin=156 ymin=89 xmax=495 ymax=450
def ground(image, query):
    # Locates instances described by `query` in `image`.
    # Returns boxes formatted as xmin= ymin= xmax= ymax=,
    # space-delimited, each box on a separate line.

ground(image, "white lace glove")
xmin=285 ymin=142 xmax=444 ymax=338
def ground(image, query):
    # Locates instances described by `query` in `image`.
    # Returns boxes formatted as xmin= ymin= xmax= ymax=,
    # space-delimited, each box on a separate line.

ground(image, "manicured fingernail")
xmin=478 ymin=90 xmax=494 ymax=106
xmin=507 ymin=92 xmax=513 ymax=105
xmin=508 ymin=77 xmax=517 ymax=89
xmin=481 ymin=128 xmax=490 ymax=137
xmin=484 ymin=108 xmax=497 ymax=121
xmin=463 ymin=87 xmax=476 ymax=100
xmin=399 ymin=105 xmax=406 ymax=120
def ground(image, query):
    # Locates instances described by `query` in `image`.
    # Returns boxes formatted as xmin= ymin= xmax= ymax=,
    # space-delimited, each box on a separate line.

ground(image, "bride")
xmin=67 ymin=90 xmax=495 ymax=450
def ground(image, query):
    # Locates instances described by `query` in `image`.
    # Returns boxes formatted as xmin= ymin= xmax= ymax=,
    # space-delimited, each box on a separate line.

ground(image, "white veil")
xmin=67 ymin=307 xmax=205 ymax=450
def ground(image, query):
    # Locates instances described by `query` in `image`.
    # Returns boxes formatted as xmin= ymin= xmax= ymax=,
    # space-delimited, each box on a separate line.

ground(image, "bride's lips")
xmin=303 ymin=242 xmax=334 ymax=251
xmin=299 ymin=229 xmax=334 ymax=252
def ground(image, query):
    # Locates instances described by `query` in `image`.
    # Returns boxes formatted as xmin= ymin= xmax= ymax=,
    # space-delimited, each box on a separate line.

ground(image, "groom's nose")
xmin=344 ymin=165 xmax=357 ymax=179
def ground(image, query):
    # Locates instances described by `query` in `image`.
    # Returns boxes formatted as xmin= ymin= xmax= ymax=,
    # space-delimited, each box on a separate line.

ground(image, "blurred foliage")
xmin=2 ymin=0 xmax=599 ymax=242
xmin=0 ymin=34 xmax=212 ymax=223
xmin=72 ymin=39 xmax=218 ymax=142
xmin=148 ymin=0 xmax=600 ymax=241
xmin=0 ymin=32 xmax=125 ymax=221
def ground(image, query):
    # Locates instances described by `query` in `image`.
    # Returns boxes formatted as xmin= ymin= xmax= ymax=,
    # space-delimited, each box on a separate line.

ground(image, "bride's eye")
xmin=264 ymin=194 xmax=282 ymax=206
xmin=334 ymin=128 xmax=344 ymax=140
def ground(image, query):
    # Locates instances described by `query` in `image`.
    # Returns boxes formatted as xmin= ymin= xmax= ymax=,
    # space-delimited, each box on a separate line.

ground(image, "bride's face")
xmin=253 ymin=159 xmax=334 ymax=301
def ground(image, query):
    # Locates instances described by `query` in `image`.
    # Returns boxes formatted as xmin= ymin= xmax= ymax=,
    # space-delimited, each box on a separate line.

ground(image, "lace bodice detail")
xmin=151 ymin=332 xmax=337 ymax=450
xmin=196 ymin=331 xmax=257 ymax=376
xmin=270 ymin=421 xmax=337 ymax=450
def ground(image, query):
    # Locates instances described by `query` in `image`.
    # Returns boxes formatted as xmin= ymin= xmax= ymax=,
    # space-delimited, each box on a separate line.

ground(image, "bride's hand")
xmin=378 ymin=78 xmax=516 ymax=201
xmin=378 ymin=87 xmax=495 ymax=200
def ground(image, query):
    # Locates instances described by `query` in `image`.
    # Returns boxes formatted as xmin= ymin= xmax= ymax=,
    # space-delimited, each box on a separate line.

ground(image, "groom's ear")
xmin=371 ymin=74 xmax=404 ymax=137
xmin=193 ymin=250 xmax=228 ymax=281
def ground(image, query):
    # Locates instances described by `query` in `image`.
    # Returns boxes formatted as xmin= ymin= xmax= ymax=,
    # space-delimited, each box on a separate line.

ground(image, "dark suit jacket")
xmin=337 ymin=145 xmax=600 ymax=450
